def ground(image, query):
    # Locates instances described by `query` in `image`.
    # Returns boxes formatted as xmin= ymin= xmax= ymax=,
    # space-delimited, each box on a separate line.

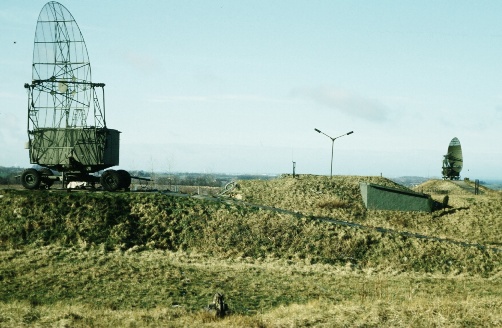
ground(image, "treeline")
xmin=0 ymin=166 xmax=276 ymax=187
xmin=0 ymin=167 xmax=23 ymax=184
xmin=155 ymin=174 xmax=225 ymax=187
xmin=139 ymin=171 xmax=276 ymax=187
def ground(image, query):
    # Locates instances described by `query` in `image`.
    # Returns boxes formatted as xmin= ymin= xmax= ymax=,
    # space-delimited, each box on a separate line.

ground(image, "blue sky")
xmin=1 ymin=1 xmax=502 ymax=178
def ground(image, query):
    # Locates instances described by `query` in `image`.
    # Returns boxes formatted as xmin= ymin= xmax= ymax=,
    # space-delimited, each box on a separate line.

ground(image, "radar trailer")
xmin=21 ymin=1 xmax=130 ymax=191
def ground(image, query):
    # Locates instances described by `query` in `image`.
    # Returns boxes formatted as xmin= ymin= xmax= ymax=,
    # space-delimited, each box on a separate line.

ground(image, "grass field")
xmin=0 ymin=175 xmax=500 ymax=327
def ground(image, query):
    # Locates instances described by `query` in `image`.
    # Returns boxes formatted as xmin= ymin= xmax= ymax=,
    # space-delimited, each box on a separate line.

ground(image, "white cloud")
xmin=148 ymin=94 xmax=292 ymax=104
xmin=124 ymin=52 xmax=163 ymax=74
xmin=296 ymin=87 xmax=390 ymax=123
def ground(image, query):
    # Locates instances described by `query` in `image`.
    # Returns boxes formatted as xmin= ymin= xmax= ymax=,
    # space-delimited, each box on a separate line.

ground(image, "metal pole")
xmin=314 ymin=129 xmax=354 ymax=178
xmin=330 ymin=139 xmax=334 ymax=178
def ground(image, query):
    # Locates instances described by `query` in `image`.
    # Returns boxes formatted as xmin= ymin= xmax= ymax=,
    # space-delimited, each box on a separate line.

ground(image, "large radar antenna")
xmin=442 ymin=137 xmax=463 ymax=180
xmin=26 ymin=1 xmax=105 ymax=130
xmin=21 ymin=2 xmax=128 ymax=192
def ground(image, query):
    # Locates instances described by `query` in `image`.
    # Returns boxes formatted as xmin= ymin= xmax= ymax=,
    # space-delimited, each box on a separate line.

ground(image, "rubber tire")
xmin=100 ymin=170 xmax=120 ymax=192
xmin=116 ymin=170 xmax=131 ymax=189
xmin=21 ymin=168 xmax=41 ymax=190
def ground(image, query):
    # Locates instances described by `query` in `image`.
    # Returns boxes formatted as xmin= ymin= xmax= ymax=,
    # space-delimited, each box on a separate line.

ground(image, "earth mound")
xmin=229 ymin=174 xmax=410 ymax=220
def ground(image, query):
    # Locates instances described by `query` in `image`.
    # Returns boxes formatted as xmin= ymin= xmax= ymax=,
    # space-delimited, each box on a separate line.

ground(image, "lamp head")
xmin=314 ymin=128 xmax=321 ymax=133
xmin=347 ymin=131 xmax=354 ymax=135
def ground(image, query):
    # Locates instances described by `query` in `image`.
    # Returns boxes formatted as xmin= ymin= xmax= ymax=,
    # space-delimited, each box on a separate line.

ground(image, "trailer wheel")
xmin=100 ymin=170 xmax=120 ymax=191
xmin=116 ymin=170 xmax=131 ymax=189
xmin=21 ymin=168 xmax=41 ymax=190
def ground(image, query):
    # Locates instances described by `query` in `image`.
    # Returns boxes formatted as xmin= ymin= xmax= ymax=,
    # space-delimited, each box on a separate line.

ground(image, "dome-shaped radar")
xmin=442 ymin=137 xmax=463 ymax=180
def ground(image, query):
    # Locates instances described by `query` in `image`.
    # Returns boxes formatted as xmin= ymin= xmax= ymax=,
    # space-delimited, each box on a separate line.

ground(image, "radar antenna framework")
xmin=21 ymin=1 xmax=130 ymax=191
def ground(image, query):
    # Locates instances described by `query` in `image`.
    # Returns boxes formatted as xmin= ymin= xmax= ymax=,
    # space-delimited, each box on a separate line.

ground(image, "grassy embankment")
xmin=0 ymin=175 xmax=500 ymax=327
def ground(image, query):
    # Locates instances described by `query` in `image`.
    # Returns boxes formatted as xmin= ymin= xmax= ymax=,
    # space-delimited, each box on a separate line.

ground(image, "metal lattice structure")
xmin=29 ymin=1 xmax=104 ymax=130
xmin=22 ymin=2 xmax=128 ymax=191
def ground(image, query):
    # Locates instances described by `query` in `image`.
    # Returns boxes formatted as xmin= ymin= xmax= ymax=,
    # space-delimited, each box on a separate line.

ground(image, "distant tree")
xmin=0 ymin=166 xmax=23 ymax=185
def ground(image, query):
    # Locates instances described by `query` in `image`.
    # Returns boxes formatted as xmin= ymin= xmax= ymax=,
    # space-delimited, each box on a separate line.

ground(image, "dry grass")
xmin=233 ymin=175 xmax=502 ymax=247
xmin=0 ymin=175 xmax=501 ymax=326
xmin=0 ymin=247 xmax=500 ymax=327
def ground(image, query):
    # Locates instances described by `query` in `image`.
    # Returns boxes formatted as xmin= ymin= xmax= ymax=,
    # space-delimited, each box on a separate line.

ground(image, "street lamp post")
xmin=314 ymin=128 xmax=354 ymax=177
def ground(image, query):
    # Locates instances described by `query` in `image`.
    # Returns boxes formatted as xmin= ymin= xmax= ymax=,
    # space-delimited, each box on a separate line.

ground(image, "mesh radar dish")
xmin=22 ymin=1 xmax=130 ymax=191
xmin=442 ymin=137 xmax=463 ymax=180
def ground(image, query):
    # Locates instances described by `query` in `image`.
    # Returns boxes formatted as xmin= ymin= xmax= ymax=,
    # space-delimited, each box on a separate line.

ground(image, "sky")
xmin=1 ymin=1 xmax=502 ymax=179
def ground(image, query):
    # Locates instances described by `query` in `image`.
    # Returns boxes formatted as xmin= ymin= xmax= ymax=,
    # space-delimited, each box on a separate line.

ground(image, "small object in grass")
xmin=442 ymin=195 xmax=449 ymax=208
xmin=206 ymin=292 xmax=228 ymax=317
